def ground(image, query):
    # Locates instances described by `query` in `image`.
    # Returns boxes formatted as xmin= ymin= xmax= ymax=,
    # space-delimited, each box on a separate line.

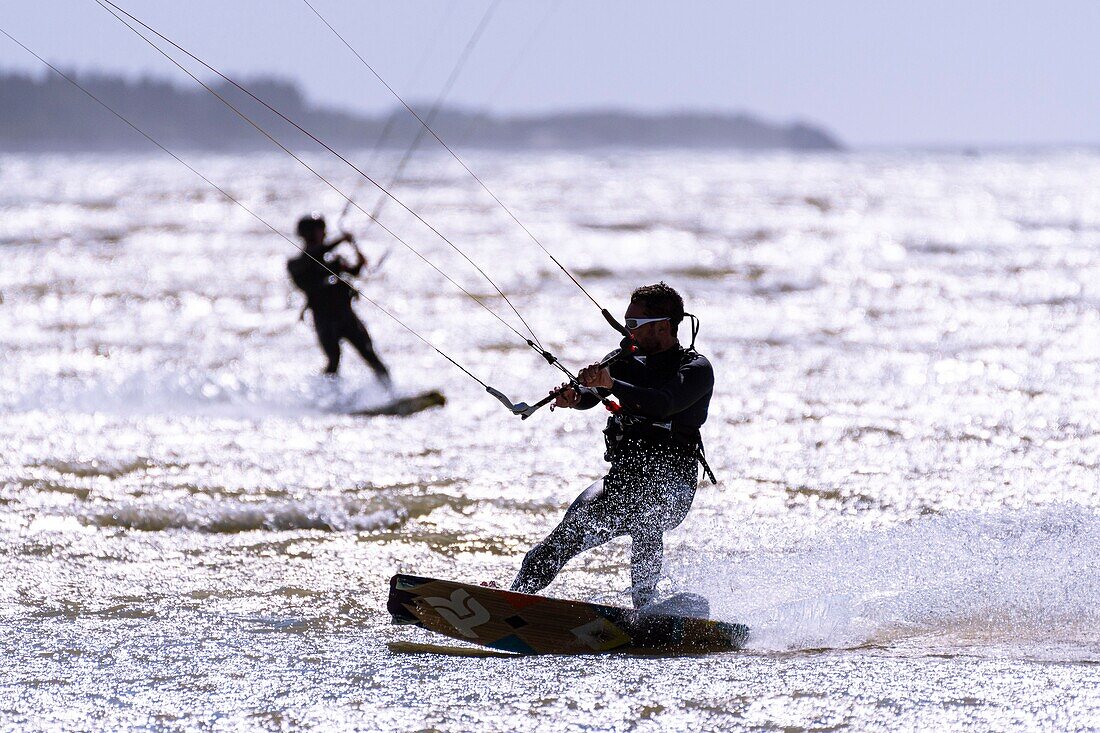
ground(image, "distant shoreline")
xmin=0 ymin=71 xmax=843 ymax=153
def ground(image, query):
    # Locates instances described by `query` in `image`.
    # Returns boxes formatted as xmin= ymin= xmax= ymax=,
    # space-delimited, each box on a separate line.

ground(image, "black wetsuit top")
xmin=576 ymin=344 xmax=714 ymax=451
xmin=287 ymin=250 xmax=359 ymax=313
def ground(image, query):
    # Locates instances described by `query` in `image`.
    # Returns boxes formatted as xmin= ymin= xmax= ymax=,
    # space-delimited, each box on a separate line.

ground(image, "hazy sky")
xmin=2 ymin=1 xmax=1098 ymax=147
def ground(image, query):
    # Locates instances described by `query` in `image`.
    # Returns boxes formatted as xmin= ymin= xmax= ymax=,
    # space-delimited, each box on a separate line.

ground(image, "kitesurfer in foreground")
xmin=287 ymin=213 xmax=391 ymax=386
xmin=511 ymin=282 xmax=713 ymax=608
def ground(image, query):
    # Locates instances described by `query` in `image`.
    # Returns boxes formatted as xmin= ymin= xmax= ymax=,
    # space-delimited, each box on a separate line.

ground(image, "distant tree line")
xmin=0 ymin=71 xmax=842 ymax=152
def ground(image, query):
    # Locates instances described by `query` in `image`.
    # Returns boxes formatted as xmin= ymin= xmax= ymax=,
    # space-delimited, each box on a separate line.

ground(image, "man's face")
xmin=624 ymin=301 xmax=673 ymax=354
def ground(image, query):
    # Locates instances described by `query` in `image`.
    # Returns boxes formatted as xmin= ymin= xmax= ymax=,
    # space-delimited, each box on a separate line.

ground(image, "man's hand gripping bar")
xmin=487 ymin=336 xmax=636 ymax=420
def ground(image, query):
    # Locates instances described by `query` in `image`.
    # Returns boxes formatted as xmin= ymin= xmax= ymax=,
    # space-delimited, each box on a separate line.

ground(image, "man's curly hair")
xmin=630 ymin=282 xmax=684 ymax=334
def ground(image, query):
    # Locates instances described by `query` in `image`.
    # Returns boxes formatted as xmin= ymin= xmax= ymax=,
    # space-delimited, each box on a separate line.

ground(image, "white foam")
xmin=694 ymin=504 xmax=1100 ymax=655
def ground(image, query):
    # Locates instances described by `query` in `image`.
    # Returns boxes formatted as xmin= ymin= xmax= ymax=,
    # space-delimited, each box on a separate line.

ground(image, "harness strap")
xmin=605 ymin=415 xmax=718 ymax=486
xmin=696 ymin=440 xmax=718 ymax=486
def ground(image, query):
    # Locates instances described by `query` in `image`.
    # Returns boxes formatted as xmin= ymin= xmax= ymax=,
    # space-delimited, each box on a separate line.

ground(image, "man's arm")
xmin=344 ymin=250 xmax=365 ymax=277
xmin=610 ymin=355 xmax=713 ymax=419
xmin=326 ymin=233 xmax=366 ymax=276
xmin=550 ymin=384 xmax=607 ymax=411
xmin=322 ymin=231 xmax=356 ymax=254
xmin=573 ymin=386 xmax=608 ymax=410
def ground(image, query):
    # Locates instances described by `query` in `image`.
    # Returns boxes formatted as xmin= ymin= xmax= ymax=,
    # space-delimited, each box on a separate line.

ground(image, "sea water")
xmin=2 ymin=149 xmax=1099 ymax=731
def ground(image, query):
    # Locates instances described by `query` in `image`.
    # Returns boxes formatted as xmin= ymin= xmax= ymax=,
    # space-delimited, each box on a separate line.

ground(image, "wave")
xmin=692 ymin=504 xmax=1100 ymax=657
xmin=86 ymin=496 xmax=408 ymax=533
xmin=34 ymin=456 xmax=154 ymax=479
xmin=575 ymin=219 xmax=657 ymax=233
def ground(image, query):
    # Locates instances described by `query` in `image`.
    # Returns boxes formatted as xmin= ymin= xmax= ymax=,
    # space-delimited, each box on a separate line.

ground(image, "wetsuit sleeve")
xmin=344 ymin=256 xmax=364 ymax=277
xmin=573 ymin=387 xmax=608 ymax=410
xmin=610 ymin=354 xmax=713 ymax=419
xmin=326 ymin=254 xmax=361 ymax=277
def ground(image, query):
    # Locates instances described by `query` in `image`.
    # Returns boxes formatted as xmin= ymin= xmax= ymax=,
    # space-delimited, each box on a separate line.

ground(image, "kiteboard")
xmin=388 ymin=574 xmax=749 ymax=655
xmin=349 ymin=390 xmax=445 ymax=417
xmin=386 ymin=640 xmax=516 ymax=658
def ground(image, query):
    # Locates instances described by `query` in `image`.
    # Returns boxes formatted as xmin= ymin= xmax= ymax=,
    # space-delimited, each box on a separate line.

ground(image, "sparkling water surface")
xmin=2 ymin=150 xmax=1099 ymax=731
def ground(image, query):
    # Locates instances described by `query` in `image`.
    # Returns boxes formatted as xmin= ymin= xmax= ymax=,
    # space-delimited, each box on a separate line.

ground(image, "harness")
xmin=603 ymin=415 xmax=717 ymax=486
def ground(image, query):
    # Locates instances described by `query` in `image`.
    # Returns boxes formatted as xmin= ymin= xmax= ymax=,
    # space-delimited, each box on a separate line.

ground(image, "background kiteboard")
xmin=388 ymin=574 xmax=749 ymax=655
xmin=350 ymin=389 xmax=445 ymax=417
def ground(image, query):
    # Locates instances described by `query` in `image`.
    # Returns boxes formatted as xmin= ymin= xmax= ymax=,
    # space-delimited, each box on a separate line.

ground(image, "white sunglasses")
xmin=625 ymin=316 xmax=670 ymax=330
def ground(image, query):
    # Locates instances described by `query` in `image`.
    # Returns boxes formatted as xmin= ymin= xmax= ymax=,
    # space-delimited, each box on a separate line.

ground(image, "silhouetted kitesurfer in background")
xmin=287 ymin=213 xmax=391 ymax=386
xmin=511 ymin=282 xmax=714 ymax=608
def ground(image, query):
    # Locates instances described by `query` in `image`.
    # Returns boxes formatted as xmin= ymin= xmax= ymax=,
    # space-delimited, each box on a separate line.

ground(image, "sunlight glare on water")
xmin=2 ymin=150 xmax=1100 ymax=731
